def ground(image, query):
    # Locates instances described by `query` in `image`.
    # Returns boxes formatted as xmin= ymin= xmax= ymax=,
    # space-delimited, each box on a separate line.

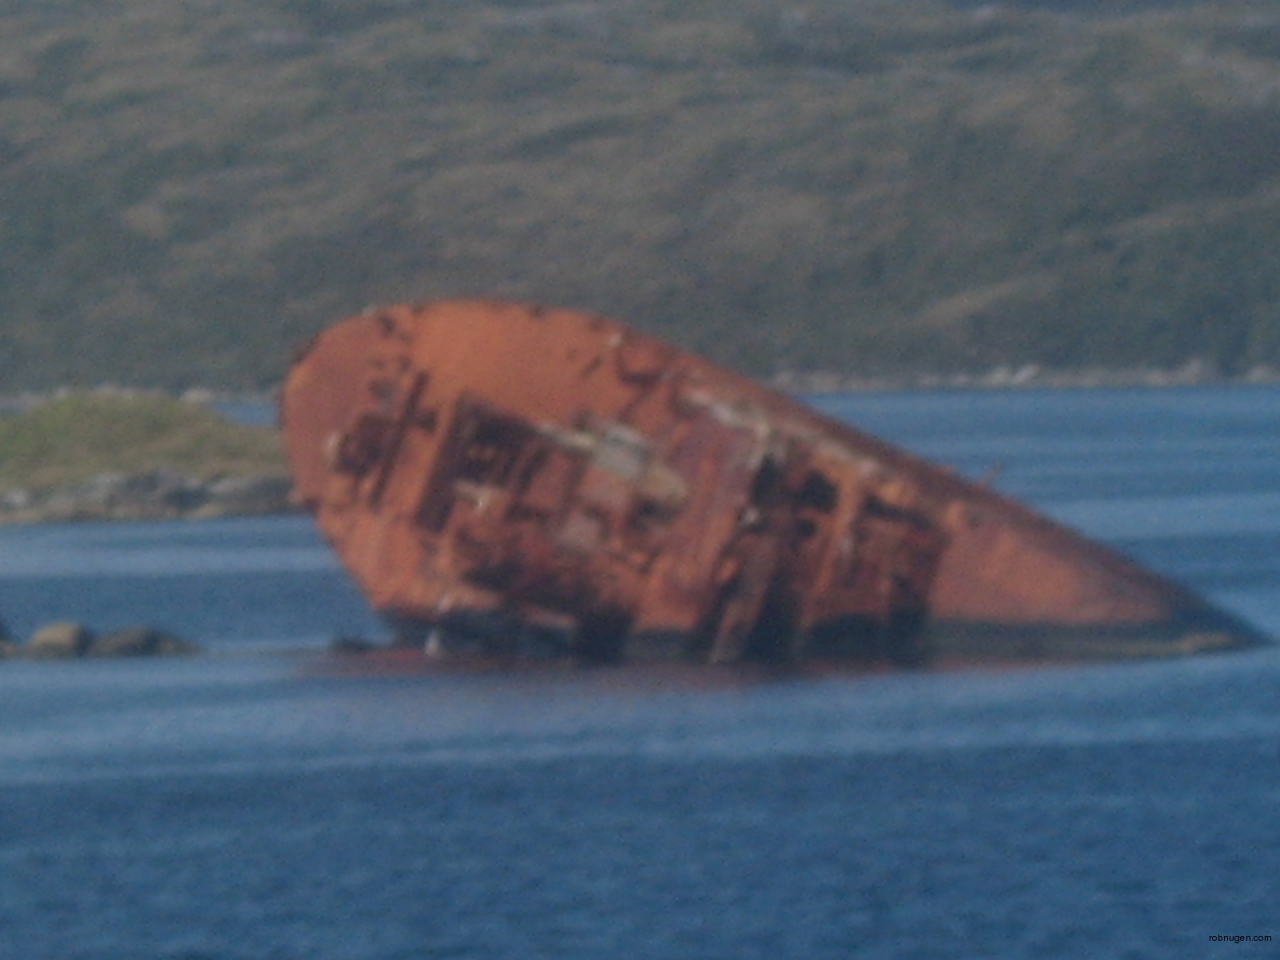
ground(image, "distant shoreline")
xmin=5 ymin=363 xmax=1280 ymax=417
xmin=0 ymin=470 xmax=295 ymax=527
xmin=774 ymin=362 xmax=1280 ymax=394
xmin=0 ymin=387 xmax=279 ymax=418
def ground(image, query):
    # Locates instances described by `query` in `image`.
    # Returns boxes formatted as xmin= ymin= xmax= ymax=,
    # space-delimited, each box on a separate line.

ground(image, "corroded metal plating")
xmin=282 ymin=300 xmax=1265 ymax=665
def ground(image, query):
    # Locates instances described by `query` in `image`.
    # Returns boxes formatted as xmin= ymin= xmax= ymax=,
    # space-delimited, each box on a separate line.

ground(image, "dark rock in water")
xmin=89 ymin=626 xmax=201 ymax=658
xmin=28 ymin=621 xmax=95 ymax=658
xmin=1 ymin=622 xmax=201 ymax=661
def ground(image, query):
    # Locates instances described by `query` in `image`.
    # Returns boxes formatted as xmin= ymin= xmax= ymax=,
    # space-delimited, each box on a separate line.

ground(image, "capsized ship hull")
xmin=281 ymin=300 xmax=1266 ymax=665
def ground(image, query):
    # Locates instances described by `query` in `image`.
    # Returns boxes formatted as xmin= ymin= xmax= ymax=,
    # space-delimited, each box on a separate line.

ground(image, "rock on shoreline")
xmin=0 ymin=621 xmax=201 ymax=660
xmin=0 ymin=469 xmax=295 ymax=524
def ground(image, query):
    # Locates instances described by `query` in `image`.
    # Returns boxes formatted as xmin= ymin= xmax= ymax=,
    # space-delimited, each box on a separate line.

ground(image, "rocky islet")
xmin=0 ymin=620 xmax=201 ymax=661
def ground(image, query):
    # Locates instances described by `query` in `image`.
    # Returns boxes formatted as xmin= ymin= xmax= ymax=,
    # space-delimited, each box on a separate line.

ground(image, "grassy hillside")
xmin=0 ymin=393 xmax=285 ymax=491
xmin=2 ymin=0 xmax=1280 ymax=388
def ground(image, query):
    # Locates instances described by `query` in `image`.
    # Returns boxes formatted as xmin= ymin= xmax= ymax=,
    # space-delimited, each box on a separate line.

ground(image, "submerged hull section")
xmin=281 ymin=300 xmax=1265 ymax=665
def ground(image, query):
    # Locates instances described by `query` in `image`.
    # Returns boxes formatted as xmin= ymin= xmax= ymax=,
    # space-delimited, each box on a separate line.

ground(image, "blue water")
xmin=1 ymin=388 xmax=1278 ymax=959
xmin=0 ymin=515 xmax=386 ymax=651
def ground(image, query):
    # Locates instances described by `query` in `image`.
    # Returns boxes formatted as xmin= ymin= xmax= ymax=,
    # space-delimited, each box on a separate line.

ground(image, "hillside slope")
xmin=2 ymin=0 xmax=1279 ymax=388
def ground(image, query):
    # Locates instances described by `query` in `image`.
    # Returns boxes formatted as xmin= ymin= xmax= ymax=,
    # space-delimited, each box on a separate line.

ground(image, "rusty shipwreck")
xmin=281 ymin=300 xmax=1265 ymax=666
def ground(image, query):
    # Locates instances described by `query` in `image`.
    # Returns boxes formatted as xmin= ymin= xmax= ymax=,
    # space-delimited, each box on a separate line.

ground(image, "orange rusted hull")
xmin=281 ymin=300 xmax=1265 ymax=665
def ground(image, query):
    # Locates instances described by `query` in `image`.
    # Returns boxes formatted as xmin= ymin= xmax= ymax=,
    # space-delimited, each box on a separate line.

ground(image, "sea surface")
xmin=1 ymin=387 xmax=1277 ymax=959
